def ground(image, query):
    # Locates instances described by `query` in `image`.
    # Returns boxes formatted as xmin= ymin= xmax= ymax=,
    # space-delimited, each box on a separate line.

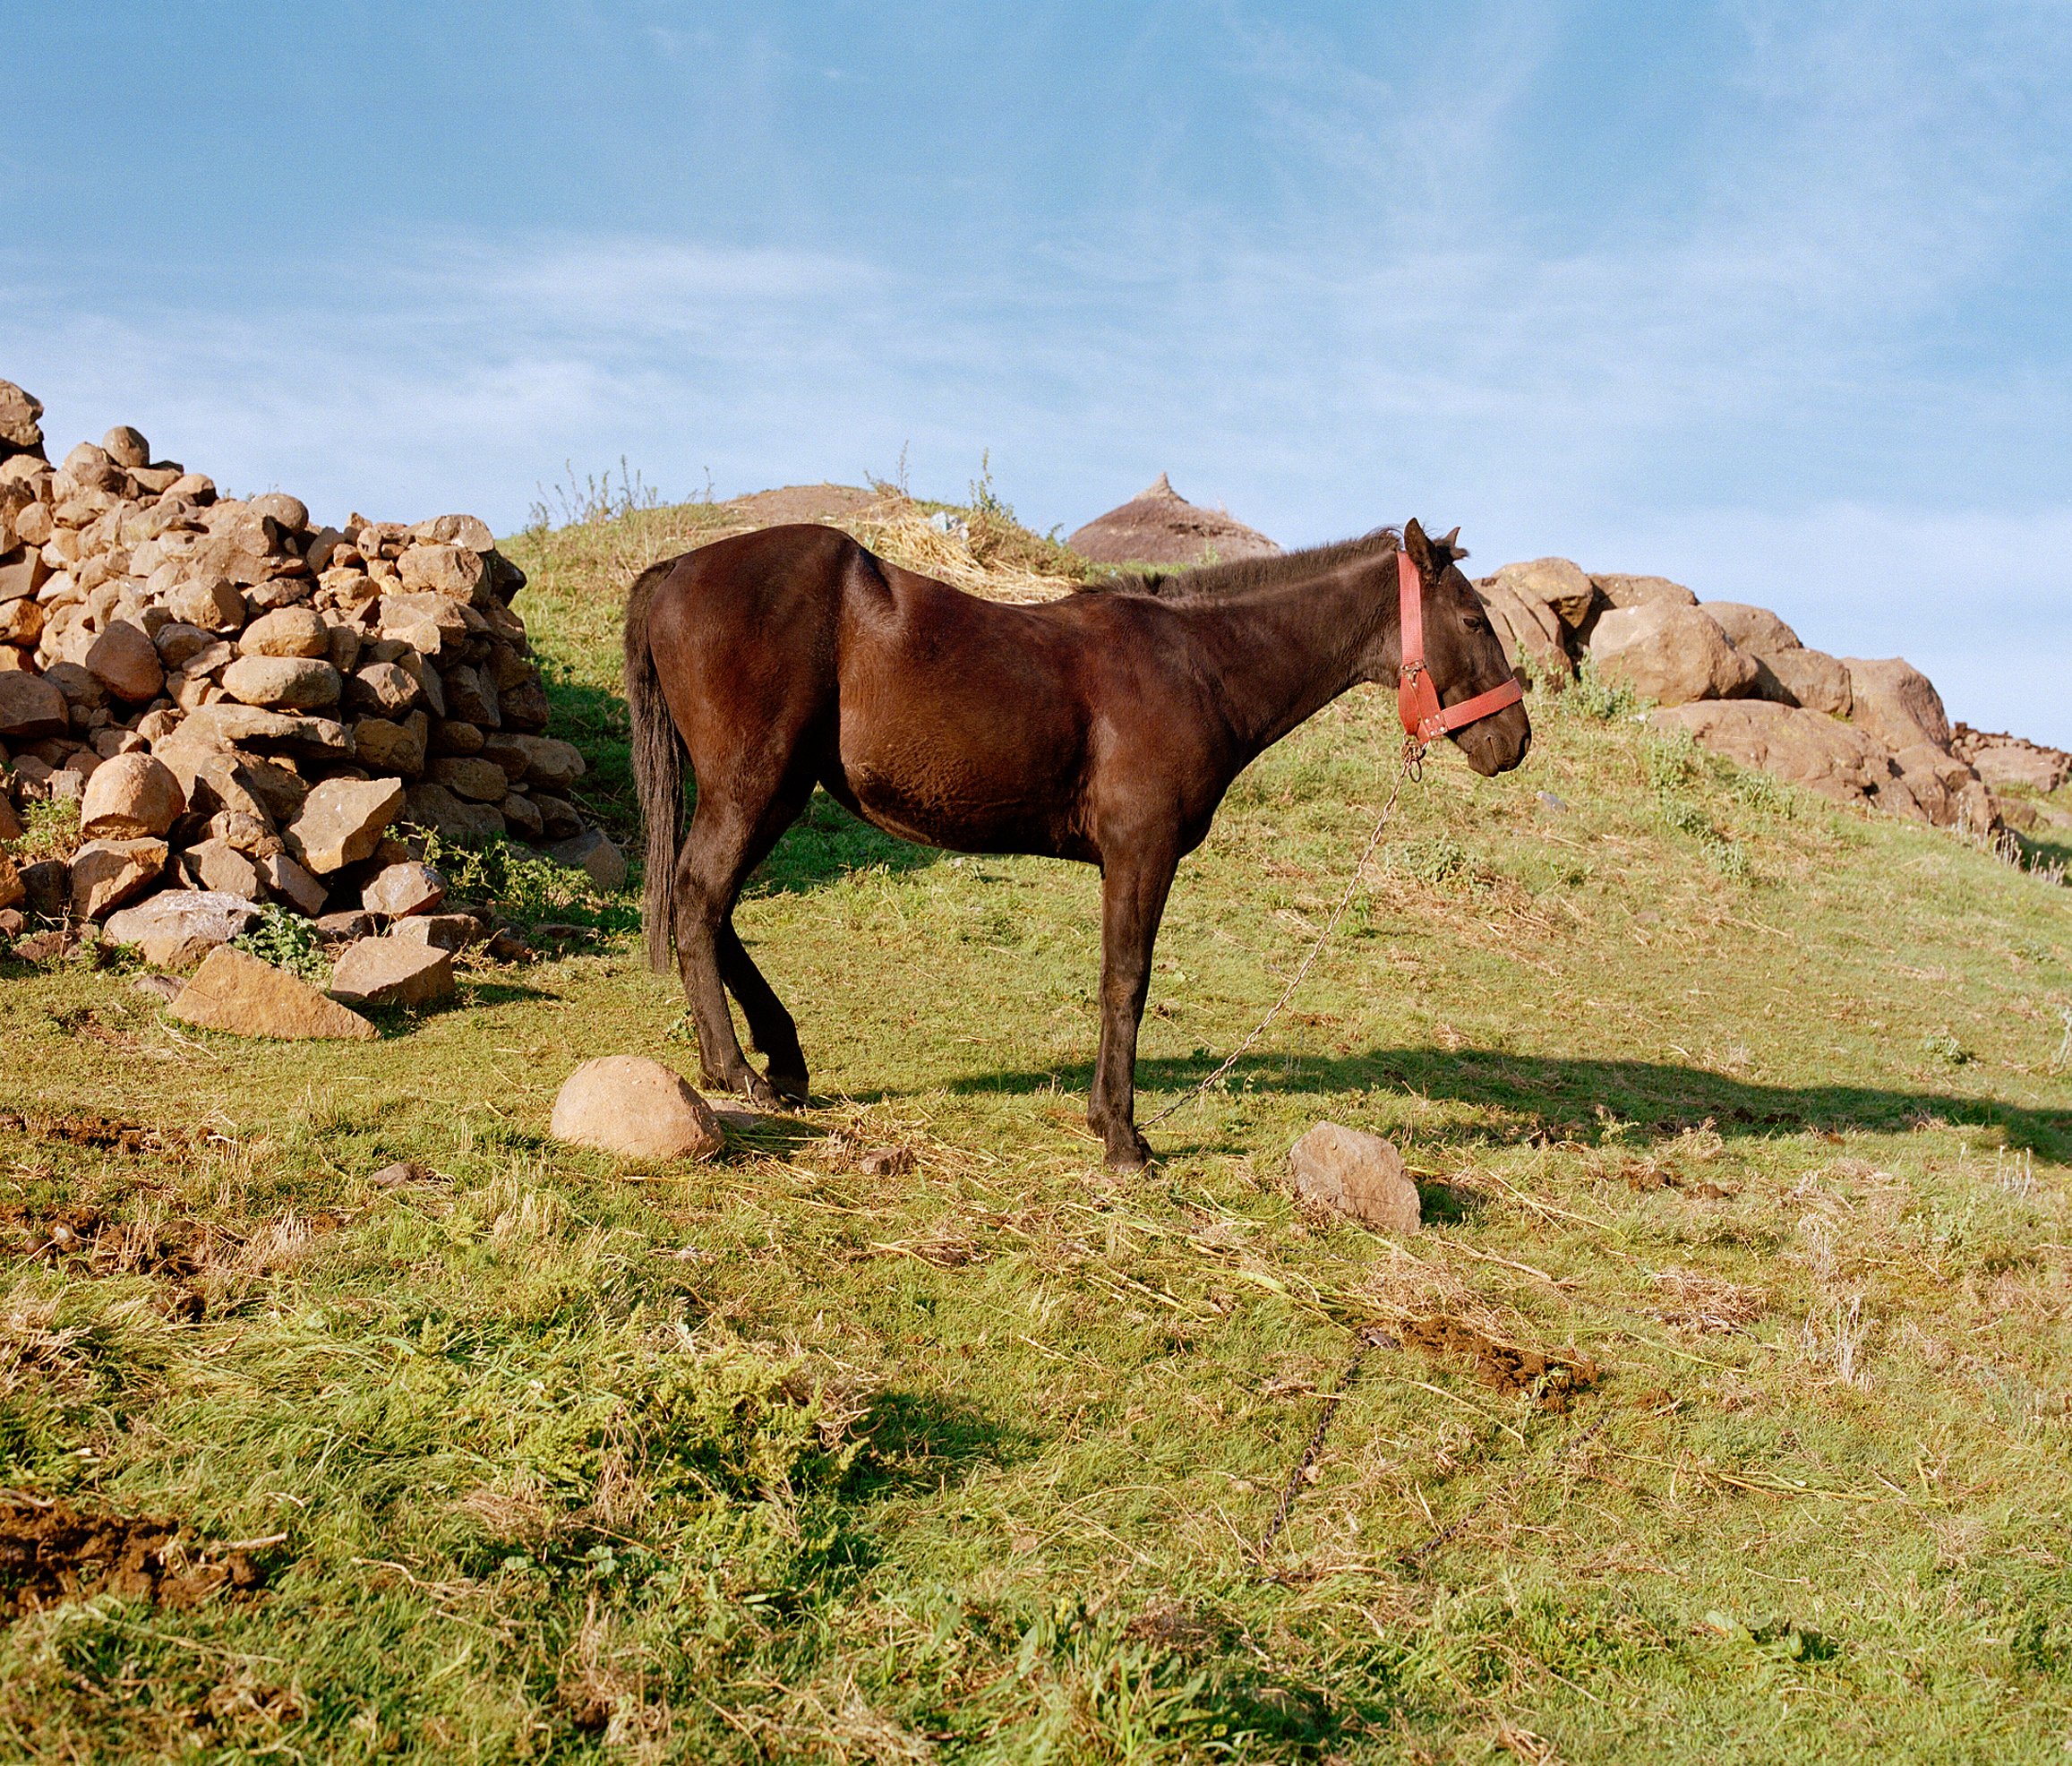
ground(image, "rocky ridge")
xmin=0 ymin=378 xmax=620 ymax=961
xmin=1472 ymin=558 xmax=2067 ymax=840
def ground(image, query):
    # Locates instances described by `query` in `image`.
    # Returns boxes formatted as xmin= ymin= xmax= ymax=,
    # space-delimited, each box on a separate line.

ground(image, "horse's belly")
xmin=840 ymin=746 xmax=1083 ymax=858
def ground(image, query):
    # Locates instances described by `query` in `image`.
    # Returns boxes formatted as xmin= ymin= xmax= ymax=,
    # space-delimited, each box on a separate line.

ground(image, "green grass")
xmin=3 ymin=496 xmax=2071 ymax=1761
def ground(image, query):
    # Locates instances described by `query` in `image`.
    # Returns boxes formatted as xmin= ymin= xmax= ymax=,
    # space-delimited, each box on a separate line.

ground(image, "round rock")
xmin=220 ymin=654 xmax=342 ymax=711
xmin=101 ymin=425 xmax=151 ymax=469
xmin=84 ymin=620 xmax=166 ymax=703
xmin=79 ymin=751 xmax=185 ymax=839
xmin=239 ymin=605 xmax=330 ymax=658
xmin=551 ymin=1057 xmax=723 ymax=1163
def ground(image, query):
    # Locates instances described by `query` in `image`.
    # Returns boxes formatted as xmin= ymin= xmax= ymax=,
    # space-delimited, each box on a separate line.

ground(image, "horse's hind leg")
xmin=717 ymin=921 xmax=807 ymax=1102
xmin=674 ymin=776 xmax=810 ymax=1106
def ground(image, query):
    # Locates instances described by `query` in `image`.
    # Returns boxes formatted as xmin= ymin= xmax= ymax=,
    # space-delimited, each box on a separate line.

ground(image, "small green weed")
xmin=12 ymin=793 xmax=81 ymax=869
xmin=1385 ymin=834 xmax=1473 ymax=886
xmin=408 ymin=830 xmax=629 ymax=930
xmin=1922 ymin=1028 xmax=1971 ymax=1066
xmin=1565 ymin=656 xmax=1644 ymax=721
xmin=231 ymin=903 xmax=330 ymax=982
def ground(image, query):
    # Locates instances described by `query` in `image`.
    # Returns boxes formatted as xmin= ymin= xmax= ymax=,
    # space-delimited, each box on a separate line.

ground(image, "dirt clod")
xmin=1 ymin=1202 xmax=209 ymax=1280
xmin=1394 ymin=1315 xmax=1600 ymax=1410
xmin=0 ymin=1498 xmax=269 ymax=1618
xmin=0 ymin=1110 xmax=181 ymax=1154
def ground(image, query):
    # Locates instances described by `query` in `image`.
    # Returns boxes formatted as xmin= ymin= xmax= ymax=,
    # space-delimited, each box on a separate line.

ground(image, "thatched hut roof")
xmin=1066 ymin=474 xmax=1280 ymax=568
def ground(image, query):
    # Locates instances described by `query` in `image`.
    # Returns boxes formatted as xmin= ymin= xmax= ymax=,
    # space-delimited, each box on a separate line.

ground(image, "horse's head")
xmin=1384 ymin=519 xmax=1532 ymax=777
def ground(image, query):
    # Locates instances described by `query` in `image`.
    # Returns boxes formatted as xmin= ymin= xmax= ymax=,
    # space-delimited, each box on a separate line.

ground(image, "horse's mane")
xmin=1079 ymin=527 xmax=1400 ymax=602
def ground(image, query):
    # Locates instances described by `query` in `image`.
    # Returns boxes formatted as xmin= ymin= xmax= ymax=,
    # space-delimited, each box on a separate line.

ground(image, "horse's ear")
xmin=1403 ymin=517 xmax=1435 ymax=576
xmin=1437 ymin=526 xmax=1467 ymax=563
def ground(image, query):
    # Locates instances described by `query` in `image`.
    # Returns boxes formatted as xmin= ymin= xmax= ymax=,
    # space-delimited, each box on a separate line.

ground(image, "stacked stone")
xmin=1472 ymin=556 xmax=2019 ymax=836
xmin=0 ymin=381 xmax=607 ymax=935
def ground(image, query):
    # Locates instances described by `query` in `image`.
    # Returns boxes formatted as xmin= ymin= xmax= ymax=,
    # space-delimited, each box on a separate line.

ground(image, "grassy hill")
xmin=4 ymin=485 xmax=2071 ymax=1762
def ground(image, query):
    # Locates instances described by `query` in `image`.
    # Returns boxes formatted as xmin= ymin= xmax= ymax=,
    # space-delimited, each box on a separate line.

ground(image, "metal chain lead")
xmin=1253 ymin=1339 xmax=1370 ymax=1569
xmin=1144 ymin=740 xmax=1423 ymax=1129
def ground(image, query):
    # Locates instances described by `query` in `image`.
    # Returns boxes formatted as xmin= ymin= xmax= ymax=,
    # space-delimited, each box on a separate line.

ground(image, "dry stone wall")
xmin=1473 ymin=558 xmax=2064 ymax=837
xmin=0 ymin=378 xmax=613 ymax=947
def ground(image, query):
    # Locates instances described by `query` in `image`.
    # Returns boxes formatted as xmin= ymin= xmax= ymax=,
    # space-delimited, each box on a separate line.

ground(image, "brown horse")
xmin=623 ymin=515 xmax=1530 ymax=1169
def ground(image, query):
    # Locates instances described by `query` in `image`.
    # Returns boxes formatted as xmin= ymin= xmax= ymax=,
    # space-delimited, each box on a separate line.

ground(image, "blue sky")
xmin=6 ymin=2 xmax=2069 ymax=742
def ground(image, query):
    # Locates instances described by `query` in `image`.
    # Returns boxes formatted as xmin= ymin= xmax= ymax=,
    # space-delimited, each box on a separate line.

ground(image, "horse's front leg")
xmin=1090 ymin=850 xmax=1177 ymax=1171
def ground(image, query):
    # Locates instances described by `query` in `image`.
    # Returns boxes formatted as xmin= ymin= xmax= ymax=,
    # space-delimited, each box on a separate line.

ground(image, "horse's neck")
xmin=1186 ymin=564 xmax=1396 ymax=760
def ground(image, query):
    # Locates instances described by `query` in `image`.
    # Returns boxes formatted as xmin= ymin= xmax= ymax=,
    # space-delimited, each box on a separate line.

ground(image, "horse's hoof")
xmin=741 ymin=1072 xmax=780 ymax=1108
xmin=768 ymin=1070 xmax=809 ymax=1105
xmin=1104 ymin=1136 xmax=1154 ymax=1174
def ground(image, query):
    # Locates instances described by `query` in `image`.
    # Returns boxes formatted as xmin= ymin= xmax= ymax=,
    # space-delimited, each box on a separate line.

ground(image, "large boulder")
xmin=286 ymin=776 xmax=406 ymax=873
xmin=176 ymin=703 xmax=352 ymax=756
xmin=238 ymin=606 xmax=330 ymax=658
xmin=220 ymin=654 xmax=342 ymax=711
xmin=83 ymin=621 xmax=165 ymax=703
xmin=0 ymin=545 xmax=51 ymax=606
xmin=1649 ymin=701 xmax=1930 ymax=820
xmin=1476 ymin=578 xmax=1572 ymax=685
xmin=167 ymin=944 xmax=377 ymax=1041
xmin=1762 ymin=647 xmax=1853 ymax=718
xmin=352 ymin=713 xmax=427 ymax=776
xmin=1589 ymin=573 xmax=1698 ymax=611
xmin=1890 ymin=744 xmax=1995 ymax=832
xmin=69 ymin=837 xmax=169 ymax=918
xmin=426 ymin=755 xmax=508 ymax=802
xmin=551 ymin=1056 xmax=723 ymax=1162
xmin=1700 ymin=602 xmax=1802 ymax=655
xmin=1842 ymin=657 xmax=1950 ymax=752
xmin=78 ymin=752 xmax=185 ymax=839
xmin=104 ymin=889 xmax=263 ymax=968
xmin=260 ymin=852 xmax=329 ymax=915
xmin=166 ymin=574 xmax=245 ymax=631
xmin=1287 ymin=1123 xmax=1421 ymax=1234
xmin=1493 ymin=557 xmax=1596 ymax=629
xmin=398 ymin=543 xmax=488 ymax=601
xmin=100 ymin=425 xmax=150 ymax=470
xmin=1588 ymin=603 xmax=1759 ymax=706
xmin=1964 ymin=739 xmax=2070 ymax=794
xmin=403 ymin=781 xmax=504 ymax=843
xmin=177 ymin=837 xmax=264 ymax=900
xmin=0 ymin=381 xmax=44 ymax=457
xmin=328 ymin=936 xmax=455 ymax=1008
xmin=0 ymin=672 xmax=67 ymax=739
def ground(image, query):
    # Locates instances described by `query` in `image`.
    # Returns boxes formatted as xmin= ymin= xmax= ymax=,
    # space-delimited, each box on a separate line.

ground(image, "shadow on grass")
xmin=543 ymin=675 xmax=638 ymax=840
xmin=747 ymin=791 xmax=940 ymax=896
xmin=847 ymin=1387 xmax=1034 ymax=1500
xmin=947 ymin=1046 xmax=2072 ymax=1160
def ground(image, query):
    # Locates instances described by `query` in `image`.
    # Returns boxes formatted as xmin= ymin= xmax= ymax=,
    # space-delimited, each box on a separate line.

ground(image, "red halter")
xmin=1395 ymin=546 xmax=1525 ymax=749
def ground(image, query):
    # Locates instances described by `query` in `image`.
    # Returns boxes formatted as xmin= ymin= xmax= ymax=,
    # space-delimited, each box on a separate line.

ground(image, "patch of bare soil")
xmin=2 ymin=1202 xmax=209 ymax=1282
xmin=0 ymin=1110 xmax=185 ymax=1155
xmin=724 ymin=483 xmax=877 ymax=529
xmin=0 ymin=1498 xmax=270 ymax=1618
xmin=1393 ymin=1316 xmax=1600 ymax=1410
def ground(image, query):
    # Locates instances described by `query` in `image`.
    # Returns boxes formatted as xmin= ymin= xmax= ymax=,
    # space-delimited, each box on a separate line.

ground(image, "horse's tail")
xmin=623 ymin=560 xmax=687 ymax=974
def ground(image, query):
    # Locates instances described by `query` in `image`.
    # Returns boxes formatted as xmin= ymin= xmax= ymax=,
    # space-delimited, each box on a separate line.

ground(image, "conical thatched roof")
xmin=1066 ymin=474 xmax=1280 ymax=568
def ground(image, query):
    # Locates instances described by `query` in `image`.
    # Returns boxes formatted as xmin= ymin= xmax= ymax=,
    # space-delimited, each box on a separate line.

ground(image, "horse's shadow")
xmin=946 ymin=1046 xmax=2072 ymax=1160
xmin=746 ymin=790 xmax=941 ymax=896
